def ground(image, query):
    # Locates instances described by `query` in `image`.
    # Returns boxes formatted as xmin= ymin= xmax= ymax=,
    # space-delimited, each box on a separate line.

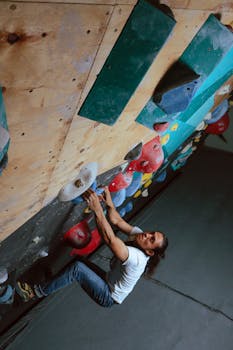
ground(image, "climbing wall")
xmin=0 ymin=0 xmax=233 ymax=241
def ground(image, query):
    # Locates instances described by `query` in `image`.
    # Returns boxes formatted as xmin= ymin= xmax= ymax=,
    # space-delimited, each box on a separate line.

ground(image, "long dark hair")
xmin=144 ymin=233 xmax=168 ymax=278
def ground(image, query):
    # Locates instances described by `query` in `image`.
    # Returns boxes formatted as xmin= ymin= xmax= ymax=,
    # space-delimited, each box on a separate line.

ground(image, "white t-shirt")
xmin=107 ymin=226 xmax=149 ymax=304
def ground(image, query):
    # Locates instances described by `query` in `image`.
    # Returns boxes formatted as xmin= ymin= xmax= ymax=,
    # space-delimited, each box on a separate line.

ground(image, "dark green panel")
xmin=0 ymin=87 xmax=8 ymax=130
xmin=0 ymin=87 xmax=9 ymax=163
xmin=78 ymin=0 xmax=176 ymax=125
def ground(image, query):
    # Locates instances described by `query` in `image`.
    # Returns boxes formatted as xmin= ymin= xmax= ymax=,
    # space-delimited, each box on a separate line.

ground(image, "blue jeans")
xmin=37 ymin=261 xmax=115 ymax=308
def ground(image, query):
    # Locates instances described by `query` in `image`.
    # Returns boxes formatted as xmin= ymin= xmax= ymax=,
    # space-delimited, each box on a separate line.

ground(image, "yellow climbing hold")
xmin=170 ymin=123 xmax=178 ymax=131
xmin=142 ymin=173 xmax=152 ymax=184
xmin=144 ymin=179 xmax=152 ymax=188
xmin=133 ymin=190 xmax=142 ymax=198
xmin=84 ymin=207 xmax=91 ymax=214
xmin=161 ymin=134 xmax=170 ymax=145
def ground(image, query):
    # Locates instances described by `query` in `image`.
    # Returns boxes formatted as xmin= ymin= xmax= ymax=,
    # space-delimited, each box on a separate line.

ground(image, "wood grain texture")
xmin=44 ymin=8 xmax=228 ymax=204
xmin=212 ymin=75 xmax=233 ymax=110
xmin=10 ymin=0 xmax=137 ymax=4
xmin=163 ymin=0 xmax=233 ymax=11
xmin=0 ymin=0 xmax=232 ymax=241
xmin=0 ymin=2 xmax=116 ymax=240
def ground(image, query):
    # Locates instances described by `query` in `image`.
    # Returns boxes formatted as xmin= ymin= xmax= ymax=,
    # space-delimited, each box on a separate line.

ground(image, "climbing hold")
xmin=64 ymin=220 xmax=92 ymax=249
xmin=72 ymin=196 xmax=84 ymax=204
xmin=70 ymin=228 xmax=101 ymax=256
xmin=204 ymin=112 xmax=212 ymax=121
xmin=160 ymin=134 xmax=170 ymax=145
xmin=118 ymin=207 xmax=126 ymax=217
xmin=143 ymin=179 xmax=152 ymax=188
xmin=155 ymin=170 xmax=167 ymax=183
xmin=125 ymin=172 xmax=142 ymax=197
xmin=59 ymin=162 xmax=98 ymax=202
xmin=32 ymin=236 xmax=43 ymax=244
xmin=124 ymin=142 xmax=143 ymax=161
xmin=133 ymin=190 xmax=142 ymax=198
xmin=72 ymin=180 xmax=102 ymax=204
xmin=0 ymin=267 xmax=8 ymax=284
xmin=142 ymin=173 xmax=152 ymax=184
xmin=83 ymin=207 xmax=92 ymax=214
xmin=108 ymin=171 xmax=133 ymax=192
xmin=0 ymin=285 xmax=14 ymax=304
xmin=127 ymin=137 xmax=164 ymax=174
xmin=206 ymin=99 xmax=229 ymax=124
xmin=141 ymin=189 xmax=149 ymax=197
xmin=205 ymin=112 xmax=230 ymax=134
xmin=111 ymin=189 xmax=126 ymax=207
xmin=153 ymin=61 xmax=200 ymax=114
xmin=196 ymin=121 xmax=206 ymax=131
xmin=124 ymin=201 xmax=133 ymax=213
xmin=38 ymin=249 xmax=49 ymax=258
xmin=119 ymin=201 xmax=133 ymax=217
xmin=170 ymin=122 xmax=179 ymax=131
xmin=153 ymin=122 xmax=169 ymax=133
xmin=170 ymin=146 xmax=193 ymax=171
xmin=180 ymin=142 xmax=193 ymax=154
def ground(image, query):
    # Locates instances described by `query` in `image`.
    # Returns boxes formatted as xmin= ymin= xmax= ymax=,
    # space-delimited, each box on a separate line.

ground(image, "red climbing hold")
xmin=70 ymin=228 xmax=101 ymax=256
xmin=64 ymin=220 xmax=102 ymax=256
xmin=153 ymin=122 xmax=169 ymax=133
xmin=108 ymin=171 xmax=133 ymax=192
xmin=127 ymin=136 xmax=164 ymax=173
xmin=205 ymin=112 xmax=230 ymax=135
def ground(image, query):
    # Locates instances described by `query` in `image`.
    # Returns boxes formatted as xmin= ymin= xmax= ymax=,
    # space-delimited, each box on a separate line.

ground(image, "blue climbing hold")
xmin=153 ymin=61 xmax=201 ymax=114
xmin=118 ymin=207 xmax=126 ymax=217
xmin=207 ymin=99 xmax=229 ymax=124
xmin=155 ymin=170 xmax=167 ymax=183
xmin=124 ymin=201 xmax=133 ymax=213
xmin=0 ymin=285 xmax=14 ymax=304
xmin=111 ymin=189 xmax=126 ymax=207
xmin=125 ymin=172 xmax=142 ymax=197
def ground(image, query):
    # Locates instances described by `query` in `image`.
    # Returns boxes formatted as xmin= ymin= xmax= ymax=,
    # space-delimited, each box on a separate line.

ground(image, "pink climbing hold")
xmin=127 ymin=136 xmax=164 ymax=173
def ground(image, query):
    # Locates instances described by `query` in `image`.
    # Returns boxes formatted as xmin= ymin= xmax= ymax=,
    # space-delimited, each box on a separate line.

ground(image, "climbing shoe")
xmin=15 ymin=281 xmax=36 ymax=302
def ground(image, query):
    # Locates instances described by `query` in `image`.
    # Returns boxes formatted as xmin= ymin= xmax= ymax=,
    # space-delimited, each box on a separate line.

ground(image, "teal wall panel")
xmin=181 ymin=15 xmax=233 ymax=79
xmin=160 ymin=120 xmax=194 ymax=158
xmin=136 ymin=15 xmax=233 ymax=130
xmin=0 ymin=88 xmax=8 ymax=131
xmin=136 ymin=100 xmax=177 ymax=130
xmin=0 ymin=87 xmax=9 ymax=168
xmin=78 ymin=0 xmax=176 ymax=125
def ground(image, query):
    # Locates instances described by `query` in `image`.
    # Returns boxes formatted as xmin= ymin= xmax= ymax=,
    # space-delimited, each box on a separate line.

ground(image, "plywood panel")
xmin=163 ymin=0 xmax=233 ymax=11
xmin=44 ymin=8 xmax=233 ymax=206
xmin=11 ymin=0 xmax=137 ymax=4
xmin=0 ymin=2 xmax=117 ymax=240
xmin=44 ymin=8 xmax=215 ymax=204
xmin=0 ymin=1 xmax=232 ymax=241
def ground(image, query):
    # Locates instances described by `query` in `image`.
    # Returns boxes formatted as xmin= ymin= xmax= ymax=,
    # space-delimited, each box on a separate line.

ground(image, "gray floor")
xmin=6 ymin=147 xmax=233 ymax=350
